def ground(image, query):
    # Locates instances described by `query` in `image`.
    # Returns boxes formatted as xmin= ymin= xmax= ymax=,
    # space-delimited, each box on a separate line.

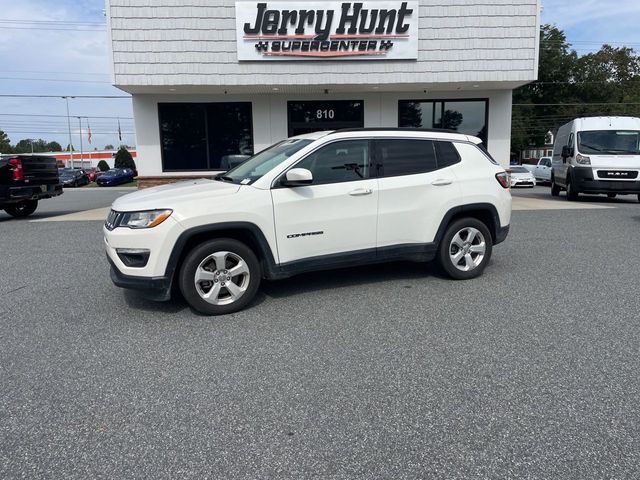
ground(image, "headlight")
xmin=576 ymin=154 xmax=591 ymax=165
xmin=120 ymin=209 xmax=172 ymax=229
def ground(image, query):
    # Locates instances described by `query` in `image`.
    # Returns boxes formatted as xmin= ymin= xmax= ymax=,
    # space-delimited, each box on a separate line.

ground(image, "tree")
xmin=66 ymin=144 xmax=74 ymax=152
xmin=14 ymin=139 xmax=34 ymax=154
xmin=46 ymin=141 xmax=62 ymax=152
xmin=511 ymin=24 xmax=579 ymax=155
xmin=97 ymin=160 xmax=110 ymax=172
xmin=114 ymin=146 xmax=136 ymax=170
xmin=104 ymin=144 xmax=114 ymax=150
xmin=0 ymin=130 xmax=13 ymax=153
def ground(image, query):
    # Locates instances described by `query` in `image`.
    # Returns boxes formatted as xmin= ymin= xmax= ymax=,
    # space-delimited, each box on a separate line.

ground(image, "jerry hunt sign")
xmin=235 ymin=1 xmax=418 ymax=60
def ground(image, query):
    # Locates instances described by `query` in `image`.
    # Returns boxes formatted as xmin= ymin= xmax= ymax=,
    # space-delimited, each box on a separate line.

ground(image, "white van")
xmin=551 ymin=117 xmax=640 ymax=201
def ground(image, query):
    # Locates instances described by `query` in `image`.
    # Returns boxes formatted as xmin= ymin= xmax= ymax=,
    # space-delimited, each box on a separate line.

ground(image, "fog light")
xmin=116 ymin=248 xmax=150 ymax=268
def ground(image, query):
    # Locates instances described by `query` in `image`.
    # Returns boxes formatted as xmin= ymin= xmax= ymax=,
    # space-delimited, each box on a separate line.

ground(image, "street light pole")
xmin=77 ymin=116 xmax=84 ymax=168
xmin=63 ymin=96 xmax=74 ymax=168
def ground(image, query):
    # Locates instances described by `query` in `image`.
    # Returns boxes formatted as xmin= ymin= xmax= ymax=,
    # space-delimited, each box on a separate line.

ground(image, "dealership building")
xmin=106 ymin=0 xmax=540 ymax=183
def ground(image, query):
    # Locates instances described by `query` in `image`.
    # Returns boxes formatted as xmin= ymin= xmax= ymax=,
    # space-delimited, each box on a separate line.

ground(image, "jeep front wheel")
xmin=438 ymin=218 xmax=493 ymax=280
xmin=179 ymin=238 xmax=261 ymax=315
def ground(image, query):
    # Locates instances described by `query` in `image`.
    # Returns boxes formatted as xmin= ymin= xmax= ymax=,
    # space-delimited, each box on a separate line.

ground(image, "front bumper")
xmin=108 ymin=256 xmax=172 ymax=301
xmin=572 ymin=167 xmax=640 ymax=194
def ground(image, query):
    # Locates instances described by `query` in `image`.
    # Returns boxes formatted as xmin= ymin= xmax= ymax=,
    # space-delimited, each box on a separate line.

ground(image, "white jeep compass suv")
xmin=104 ymin=129 xmax=511 ymax=315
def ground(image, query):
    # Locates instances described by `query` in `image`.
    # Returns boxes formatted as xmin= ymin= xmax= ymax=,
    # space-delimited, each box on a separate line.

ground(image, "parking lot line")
xmin=30 ymin=207 xmax=111 ymax=222
xmin=512 ymin=196 xmax=612 ymax=211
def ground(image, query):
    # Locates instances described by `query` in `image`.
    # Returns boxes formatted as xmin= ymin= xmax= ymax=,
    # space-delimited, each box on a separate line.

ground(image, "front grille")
xmin=105 ymin=210 xmax=123 ymax=230
xmin=597 ymin=170 xmax=638 ymax=179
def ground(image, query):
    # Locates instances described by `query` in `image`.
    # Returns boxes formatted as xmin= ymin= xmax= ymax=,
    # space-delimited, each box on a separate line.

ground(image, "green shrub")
xmin=97 ymin=160 xmax=110 ymax=172
xmin=114 ymin=146 xmax=136 ymax=171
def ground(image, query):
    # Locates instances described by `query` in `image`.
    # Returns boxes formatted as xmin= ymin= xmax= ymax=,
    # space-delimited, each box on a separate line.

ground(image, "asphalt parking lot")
xmin=1 ymin=186 xmax=640 ymax=479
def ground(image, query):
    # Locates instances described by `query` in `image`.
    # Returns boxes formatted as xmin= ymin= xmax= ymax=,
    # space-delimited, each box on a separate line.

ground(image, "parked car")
xmin=1 ymin=155 xmax=63 ymax=217
xmin=522 ymin=157 xmax=552 ymax=183
xmin=83 ymin=167 xmax=101 ymax=182
xmin=104 ymin=128 xmax=512 ymax=315
xmin=59 ymin=168 xmax=89 ymax=188
xmin=96 ymin=168 xmax=135 ymax=186
xmin=551 ymin=116 xmax=640 ymax=201
xmin=508 ymin=166 xmax=536 ymax=188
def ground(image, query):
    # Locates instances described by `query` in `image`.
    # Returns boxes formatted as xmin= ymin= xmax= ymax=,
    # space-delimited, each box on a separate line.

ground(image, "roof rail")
xmin=327 ymin=127 xmax=464 ymax=135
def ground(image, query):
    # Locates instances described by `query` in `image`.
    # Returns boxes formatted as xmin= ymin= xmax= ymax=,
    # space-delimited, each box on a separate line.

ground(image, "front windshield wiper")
xmin=215 ymin=174 xmax=235 ymax=183
xmin=579 ymin=143 xmax=603 ymax=152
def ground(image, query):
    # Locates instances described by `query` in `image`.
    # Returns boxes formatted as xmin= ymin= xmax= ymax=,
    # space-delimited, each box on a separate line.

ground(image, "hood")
xmin=511 ymin=172 xmax=534 ymax=178
xmin=586 ymin=154 xmax=640 ymax=169
xmin=112 ymin=178 xmax=240 ymax=212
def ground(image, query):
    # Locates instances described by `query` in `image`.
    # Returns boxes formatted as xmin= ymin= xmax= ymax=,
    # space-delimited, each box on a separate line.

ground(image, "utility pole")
xmin=77 ymin=116 xmax=84 ymax=168
xmin=62 ymin=96 xmax=75 ymax=168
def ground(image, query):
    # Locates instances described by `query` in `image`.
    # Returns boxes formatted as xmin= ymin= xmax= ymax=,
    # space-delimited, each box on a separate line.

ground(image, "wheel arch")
xmin=165 ymin=222 xmax=278 ymax=283
xmin=434 ymin=203 xmax=503 ymax=247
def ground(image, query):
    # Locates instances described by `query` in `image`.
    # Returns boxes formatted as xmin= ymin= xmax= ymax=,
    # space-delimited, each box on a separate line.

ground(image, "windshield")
xmin=510 ymin=166 xmax=529 ymax=173
xmin=106 ymin=169 xmax=119 ymax=175
xmin=217 ymin=138 xmax=313 ymax=184
xmin=578 ymin=130 xmax=640 ymax=155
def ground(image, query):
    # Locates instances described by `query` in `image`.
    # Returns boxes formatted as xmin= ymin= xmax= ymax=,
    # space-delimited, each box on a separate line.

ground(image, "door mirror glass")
xmin=561 ymin=145 xmax=573 ymax=159
xmin=282 ymin=168 xmax=313 ymax=186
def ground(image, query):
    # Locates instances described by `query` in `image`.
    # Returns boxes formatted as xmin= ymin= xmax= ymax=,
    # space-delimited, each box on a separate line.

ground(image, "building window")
xmin=159 ymin=102 xmax=253 ymax=171
xmin=288 ymin=100 xmax=364 ymax=137
xmin=398 ymin=99 xmax=488 ymax=145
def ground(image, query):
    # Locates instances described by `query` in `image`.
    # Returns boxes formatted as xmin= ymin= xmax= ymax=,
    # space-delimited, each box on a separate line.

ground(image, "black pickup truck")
xmin=0 ymin=155 xmax=63 ymax=218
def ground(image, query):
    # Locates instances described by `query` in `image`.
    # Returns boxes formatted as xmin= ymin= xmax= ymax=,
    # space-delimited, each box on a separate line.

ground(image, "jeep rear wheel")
xmin=4 ymin=199 xmax=38 ymax=218
xmin=179 ymin=238 xmax=261 ymax=315
xmin=438 ymin=218 xmax=493 ymax=280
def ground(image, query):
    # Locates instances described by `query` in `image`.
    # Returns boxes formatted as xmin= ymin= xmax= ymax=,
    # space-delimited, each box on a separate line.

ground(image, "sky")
xmin=0 ymin=0 xmax=639 ymax=151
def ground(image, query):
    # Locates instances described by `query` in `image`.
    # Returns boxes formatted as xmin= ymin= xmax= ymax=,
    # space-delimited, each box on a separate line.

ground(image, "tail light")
xmin=495 ymin=172 xmax=509 ymax=189
xmin=8 ymin=158 xmax=23 ymax=181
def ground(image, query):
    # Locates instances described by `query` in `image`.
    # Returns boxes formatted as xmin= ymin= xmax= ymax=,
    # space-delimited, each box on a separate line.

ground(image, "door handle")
xmin=431 ymin=179 xmax=453 ymax=186
xmin=348 ymin=188 xmax=373 ymax=196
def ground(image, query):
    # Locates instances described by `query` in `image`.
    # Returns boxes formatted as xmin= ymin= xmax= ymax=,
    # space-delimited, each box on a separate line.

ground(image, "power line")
xmin=514 ymin=102 xmax=640 ymax=106
xmin=0 ymin=94 xmax=130 ymax=98
xmin=0 ymin=113 xmax=133 ymax=119
xmin=0 ymin=19 xmax=105 ymax=25
xmin=0 ymin=77 xmax=112 ymax=84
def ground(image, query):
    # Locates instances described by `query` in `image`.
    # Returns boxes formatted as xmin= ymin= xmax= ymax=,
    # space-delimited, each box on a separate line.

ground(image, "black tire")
xmin=179 ymin=238 xmax=261 ymax=315
xmin=607 ymin=193 xmax=616 ymax=198
xmin=637 ymin=194 xmax=640 ymax=203
xmin=566 ymin=175 xmax=578 ymax=201
xmin=437 ymin=217 xmax=493 ymax=280
xmin=4 ymin=199 xmax=38 ymax=218
xmin=551 ymin=176 xmax=560 ymax=197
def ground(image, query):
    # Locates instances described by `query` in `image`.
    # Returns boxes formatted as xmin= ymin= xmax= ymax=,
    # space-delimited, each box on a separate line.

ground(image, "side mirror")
xmin=281 ymin=168 xmax=313 ymax=187
xmin=561 ymin=145 xmax=573 ymax=161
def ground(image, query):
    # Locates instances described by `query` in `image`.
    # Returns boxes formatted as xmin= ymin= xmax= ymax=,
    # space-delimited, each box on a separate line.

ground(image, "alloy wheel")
xmin=194 ymin=251 xmax=250 ymax=305
xmin=449 ymin=227 xmax=486 ymax=272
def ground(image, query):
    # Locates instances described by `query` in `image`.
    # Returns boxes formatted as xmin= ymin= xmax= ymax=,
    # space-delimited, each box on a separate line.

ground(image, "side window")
xmin=378 ymin=139 xmax=437 ymax=177
xmin=568 ymin=133 xmax=574 ymax=147
xmin=434 ymin=141 xmax=461 ymax=168
xmin=295 ymin=140 xmax=370 ymax=185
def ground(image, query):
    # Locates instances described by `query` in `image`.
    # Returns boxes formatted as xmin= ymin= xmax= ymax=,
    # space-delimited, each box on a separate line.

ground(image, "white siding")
xmin=108 ymin=0 xmax=539 ymax=88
